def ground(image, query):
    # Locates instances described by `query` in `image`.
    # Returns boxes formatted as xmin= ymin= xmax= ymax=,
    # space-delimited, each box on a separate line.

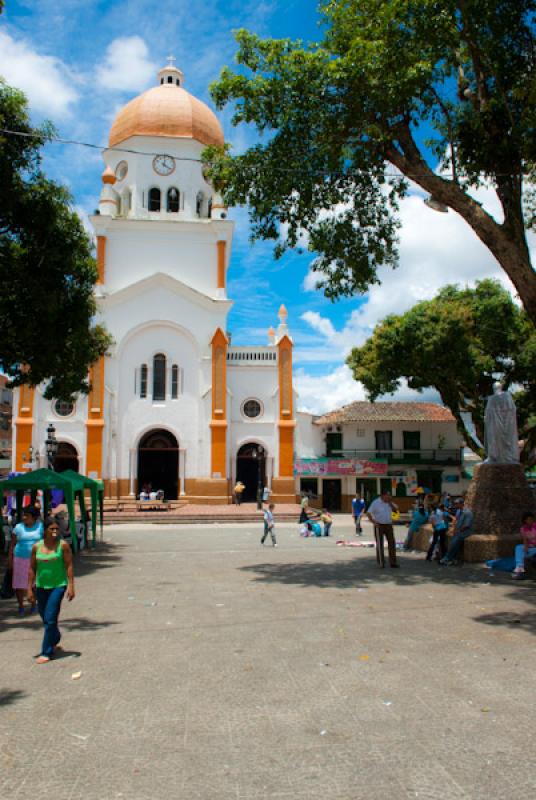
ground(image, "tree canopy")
xmin=0 ymin=79 xmax=109 ymax=399
xmin=205 ymin=0 xmax=536 ymax=323
xmin=346 ymin=280 xmax=536 ymax=463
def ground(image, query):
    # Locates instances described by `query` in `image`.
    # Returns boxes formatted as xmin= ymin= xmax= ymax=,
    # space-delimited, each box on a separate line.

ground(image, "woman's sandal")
xmin=36 ymin=655 xmax=50 ymax=664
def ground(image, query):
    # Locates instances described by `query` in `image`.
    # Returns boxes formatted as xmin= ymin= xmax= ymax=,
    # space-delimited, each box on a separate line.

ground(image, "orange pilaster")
xmin=14 ymin=385 xmax=35 ymax=471
xmin=96 ymin=235 xmax=107 ymax=284
xmin=277 ymin=335 xmax=296 ymax=477
xmin=85 ymin=357 xmax=105 ymax=477
xmin=217 ymin=240 xmax=226 ymax=290
xmin=210 ymin=328 xmax=228 ymax=477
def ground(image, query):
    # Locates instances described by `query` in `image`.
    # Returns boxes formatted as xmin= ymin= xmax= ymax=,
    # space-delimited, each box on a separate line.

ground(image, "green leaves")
xmin=205 ymin=1 xmax=536 ymax=320
xmin=346 ymin=280 xmax=536 ymax=460
xmin=0 ymin=80 xmax=110 ymax=399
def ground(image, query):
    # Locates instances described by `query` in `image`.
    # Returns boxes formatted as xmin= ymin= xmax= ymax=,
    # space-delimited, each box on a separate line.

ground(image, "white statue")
xmin=484 ymin=385 xmax=519 ymax=464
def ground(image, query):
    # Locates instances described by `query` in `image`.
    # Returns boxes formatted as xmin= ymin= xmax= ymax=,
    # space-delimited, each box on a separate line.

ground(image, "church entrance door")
xmin=236 ymin=443 xmax=266 ymax=502
xmin=54 ymin=442 xmax=79 ymax=473
xmin=137 ymin=429 xmax=179 ymax=501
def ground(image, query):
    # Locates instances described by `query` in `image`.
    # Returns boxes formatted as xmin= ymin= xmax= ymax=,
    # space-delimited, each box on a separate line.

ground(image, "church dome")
xmin=108 ymin=62 xmax=224 ymax=149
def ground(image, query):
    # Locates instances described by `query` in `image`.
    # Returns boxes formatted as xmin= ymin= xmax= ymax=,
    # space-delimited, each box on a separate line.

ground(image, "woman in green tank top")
xmin=27 ymin=516 xmax=75 ymax=664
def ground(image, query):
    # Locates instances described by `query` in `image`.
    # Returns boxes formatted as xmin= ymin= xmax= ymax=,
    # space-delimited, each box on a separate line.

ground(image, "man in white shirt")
xmin=367 ymin=491 xmax=400 ymax=568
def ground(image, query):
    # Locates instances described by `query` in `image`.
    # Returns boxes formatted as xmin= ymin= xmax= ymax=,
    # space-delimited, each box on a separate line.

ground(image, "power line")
xmin=0 ymin=127 xmax=526 ymax=180
xmin=0 ymin=128 xmax=204 ymax=164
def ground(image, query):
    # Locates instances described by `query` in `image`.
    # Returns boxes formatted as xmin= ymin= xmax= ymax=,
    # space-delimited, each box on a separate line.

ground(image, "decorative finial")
xmin=166 ymin=54 xmax=177 ymax=67
xmin=101 ymin=165 xmax=116 ymax=185
xmin=278 ymin=304 xmax=288 ymax=321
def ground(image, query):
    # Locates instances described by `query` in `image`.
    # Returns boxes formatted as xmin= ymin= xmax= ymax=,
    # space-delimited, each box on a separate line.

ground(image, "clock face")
xmin=153 ymin=155 xmax=175 ymax=176
xmin=115 ymin=160 xmax=128 ymax=180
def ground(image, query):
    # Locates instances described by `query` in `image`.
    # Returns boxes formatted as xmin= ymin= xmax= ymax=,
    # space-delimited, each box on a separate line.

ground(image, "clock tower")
xmin=13 ymin=61 xmax=297 ymax=507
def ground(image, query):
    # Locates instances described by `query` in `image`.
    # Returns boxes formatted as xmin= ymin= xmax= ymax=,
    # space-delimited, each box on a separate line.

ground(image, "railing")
xmin=227 ymin=347 xmax=278 ymax=363
xmin=328 ymin=449 xmax=463 ymax=465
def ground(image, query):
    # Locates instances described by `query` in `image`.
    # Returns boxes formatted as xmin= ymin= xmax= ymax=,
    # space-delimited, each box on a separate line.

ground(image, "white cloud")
xmin=300 ymin=311 xmax=336 ymax=339
xmin=302 ymin=269 xmax=321 ymax=292
xmin=295 ymin=182 xmax=534 ymax=412
xmin=301 ymin=184 xmax=534 ymax=352
xmin=96 ymin=37 xmax=157 ymax=92
xmin=294 ymin=365 xmax=440 ymax=415
xmin=295 ymin=365 xmax=366 ymax=414
xmin=0 ymin=30 xmax=78 ymax=117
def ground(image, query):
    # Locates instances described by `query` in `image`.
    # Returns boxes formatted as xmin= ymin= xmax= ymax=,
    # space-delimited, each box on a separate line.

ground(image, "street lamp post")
xmin=45 ymin=423 xmax=58 ymax=470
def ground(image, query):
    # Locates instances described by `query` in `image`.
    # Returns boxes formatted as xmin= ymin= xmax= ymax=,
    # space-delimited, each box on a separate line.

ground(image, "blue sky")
xmin=1 ymin=1 xmax=520 ymax=412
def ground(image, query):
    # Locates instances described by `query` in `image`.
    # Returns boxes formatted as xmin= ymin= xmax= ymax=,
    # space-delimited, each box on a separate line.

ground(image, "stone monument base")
xmin=412 ymin=463 xmax=535 ymax=563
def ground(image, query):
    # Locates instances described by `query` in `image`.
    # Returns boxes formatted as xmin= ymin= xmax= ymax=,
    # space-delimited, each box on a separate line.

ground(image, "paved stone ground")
xmin=1 ymin=517 xmax=536 ymax=800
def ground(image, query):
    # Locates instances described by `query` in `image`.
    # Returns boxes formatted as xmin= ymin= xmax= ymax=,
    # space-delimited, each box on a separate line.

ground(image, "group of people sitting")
xmin=139 ymin=483 xmax=164 ymax=502
xmin=404 ymin=496 xmax=536 ymax=577
xmin=299 ymin=493 xmax=333 ymax=537
xmin=403 ymin=497 xmax=474 ymax=564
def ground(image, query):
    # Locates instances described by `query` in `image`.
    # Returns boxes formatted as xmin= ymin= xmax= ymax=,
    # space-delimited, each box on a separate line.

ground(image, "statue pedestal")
xmin=460 ymin=463 xmax=535 ymax=561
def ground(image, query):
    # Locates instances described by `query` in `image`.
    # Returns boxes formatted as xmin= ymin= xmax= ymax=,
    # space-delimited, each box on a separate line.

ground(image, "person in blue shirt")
xmin=8 ymin=506 xmax=43 ymax=616
xmin=403 ymin=504 xmax=429 ymax=551
xmin=351 ymin=494 xmax=366 ymax=535
xmin=440 ymin=499 xmax=474 ymax=565
xmin=426 ymin=504 xmax=452 ymax=561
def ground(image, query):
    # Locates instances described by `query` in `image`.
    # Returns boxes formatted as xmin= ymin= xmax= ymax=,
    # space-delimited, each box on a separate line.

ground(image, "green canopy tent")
xmin=60 ymin=470 xmax=104 ymax=548
xmin=0 ymin=469 xmax=100 ymax=553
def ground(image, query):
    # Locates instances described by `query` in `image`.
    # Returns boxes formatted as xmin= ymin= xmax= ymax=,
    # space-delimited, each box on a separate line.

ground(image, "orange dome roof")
xmin=108 ymin=83 xmax=224 ymax=149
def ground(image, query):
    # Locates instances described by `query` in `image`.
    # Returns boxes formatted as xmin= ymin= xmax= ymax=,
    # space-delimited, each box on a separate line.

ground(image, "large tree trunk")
xmin=387 ymin=133 xmax=536 ymax=325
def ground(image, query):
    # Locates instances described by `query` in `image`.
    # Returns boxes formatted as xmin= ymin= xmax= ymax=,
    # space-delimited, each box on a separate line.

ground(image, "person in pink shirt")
xmin=512 ymin=512 xmax=536 ymax=579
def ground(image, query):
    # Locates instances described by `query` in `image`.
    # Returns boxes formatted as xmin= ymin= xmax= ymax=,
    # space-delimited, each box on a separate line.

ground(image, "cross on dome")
xmin=158 ymin=57 xmax=184 ymax=87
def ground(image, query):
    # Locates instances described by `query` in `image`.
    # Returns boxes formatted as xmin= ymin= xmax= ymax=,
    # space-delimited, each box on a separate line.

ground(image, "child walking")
xmin=261 ymin=503 xmax=277 ymax=547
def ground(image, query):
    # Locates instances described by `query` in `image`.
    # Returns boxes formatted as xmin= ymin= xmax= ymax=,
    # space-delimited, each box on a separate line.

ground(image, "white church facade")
xmin=12 ymin=62 xmax=296 ymax=505
xmin=12 ymin=62 xmax=466 ymax=509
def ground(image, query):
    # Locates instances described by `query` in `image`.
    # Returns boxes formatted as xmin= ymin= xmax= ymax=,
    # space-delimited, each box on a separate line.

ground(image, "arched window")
xmin=153 ymin=353 xmax=166 ymax=401
xmin=140 ymin=364 xmax=148 ymax=398
xmin=171 ymin=364 xmax=179 ymax=399
xmin=207 ymin=197 xmax=213 ymax=218
xmin=148 ymin=187 xmax=161 ymax=212
xmin=196 ymin=191 xmax=204 ymax=217
xmin=167 ymin=187 xmax=180 ymax=213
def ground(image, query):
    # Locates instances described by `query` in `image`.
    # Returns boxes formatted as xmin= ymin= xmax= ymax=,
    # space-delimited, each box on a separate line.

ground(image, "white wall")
xmin=30 ymin=390 xmax=88 ymax=472
xmin=103 ymin=223 xmax=230 ymax=297
xmin=295 ymin=411 xmax=322 ymax=458
xmin=228 ymin=364 xmax=279 ymax=480
xmin=101 ymin=278 xmax=229 ymax=352
xmin=323 ymin=420 xmax=462 ymax=452
xmin=107 ymin=320 xmax=208 ymax=479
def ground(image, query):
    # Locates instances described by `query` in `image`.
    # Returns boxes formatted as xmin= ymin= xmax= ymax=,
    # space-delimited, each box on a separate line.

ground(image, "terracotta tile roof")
xmin=314 ymin=402 xmax=455 ymax=425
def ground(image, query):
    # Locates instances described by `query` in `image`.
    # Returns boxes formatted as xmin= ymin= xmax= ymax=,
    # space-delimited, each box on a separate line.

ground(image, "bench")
xmin=136 ymin=500 xmax=168 ymax=512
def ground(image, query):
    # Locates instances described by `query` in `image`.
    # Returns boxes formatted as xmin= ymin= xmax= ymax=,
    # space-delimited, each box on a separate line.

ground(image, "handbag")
xmin=0 ymin=567 xmax=14 ymax=599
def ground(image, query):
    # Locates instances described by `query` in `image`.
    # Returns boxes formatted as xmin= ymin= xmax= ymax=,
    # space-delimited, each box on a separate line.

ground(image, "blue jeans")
xmin=323 ymin=523 xmax=332 ymax=537
xmin=514 ymin=545 xmax=536 ymax=570
xmin=36 ymin=587 xmax=66 ymax=657
xmin=261 ymin=523 xmax=276 ymax=545
xmin=444 ymin=531 xmax=473 ymax=562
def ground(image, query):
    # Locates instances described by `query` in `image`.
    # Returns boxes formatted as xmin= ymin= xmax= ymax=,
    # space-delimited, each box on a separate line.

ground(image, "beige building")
xmin=295 ymin=401 xmax=466 ymax=511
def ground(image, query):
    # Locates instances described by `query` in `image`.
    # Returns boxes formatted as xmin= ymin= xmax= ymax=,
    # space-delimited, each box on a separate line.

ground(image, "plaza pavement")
xmin=1 ymin=516 xmax=536 ymax=800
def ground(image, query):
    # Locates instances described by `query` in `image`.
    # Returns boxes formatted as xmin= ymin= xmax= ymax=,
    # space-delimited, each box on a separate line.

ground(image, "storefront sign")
xmin=294 ymin=458 xmax=388 ymax=476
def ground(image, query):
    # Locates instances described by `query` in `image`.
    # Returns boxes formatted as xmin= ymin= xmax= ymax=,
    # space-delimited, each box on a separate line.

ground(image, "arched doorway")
xmin=236 ymin=443 xmax=266 ymax=502
xmin=137 ymin=429 xmax=179 ymax=500
xmin=54 ymin=442 xmax=79 ymax=473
